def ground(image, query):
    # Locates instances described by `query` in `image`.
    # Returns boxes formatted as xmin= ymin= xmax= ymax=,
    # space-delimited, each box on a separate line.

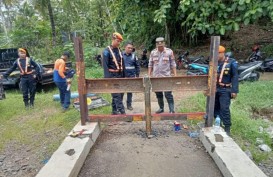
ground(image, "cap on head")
xmin=219 ymin=45 xmax=225 ymax=53
xmin=156 ymin=37 xmax=165 ymax=47
xmin=112 ymin=32 xmax=123 ymax=41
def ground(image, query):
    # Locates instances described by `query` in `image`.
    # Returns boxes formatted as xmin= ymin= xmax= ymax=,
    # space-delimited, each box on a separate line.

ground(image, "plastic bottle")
xmin=214 ymin=115 xmax=221 ymax=132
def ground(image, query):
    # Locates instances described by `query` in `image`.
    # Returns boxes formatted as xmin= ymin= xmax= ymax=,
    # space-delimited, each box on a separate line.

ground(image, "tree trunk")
xmin=47 ymin=0 xmax=56 ymax=46
xmin=0 ymin=1 xmax=9 ymax=43
xmin=165 ymin=22 xmax=170 ymax=47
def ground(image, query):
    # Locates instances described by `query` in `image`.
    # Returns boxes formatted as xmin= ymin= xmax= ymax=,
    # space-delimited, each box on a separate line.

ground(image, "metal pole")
xmin=144 ymin=75 xmax=152 ymax=136
xmin=206 ymin=36 xmax=220 ymax=127
xmin=74 ymin=37 xmax=88 ymax=125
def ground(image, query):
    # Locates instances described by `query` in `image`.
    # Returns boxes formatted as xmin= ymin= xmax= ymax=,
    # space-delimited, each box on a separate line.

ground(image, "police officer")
xmin=3 ymin=48 xmax=39 ymax=108
xmin=148 ymin=37 xmax=177 ymax=113
xmin=215 ymin=45 xmax=239 ymax=136
xmin=123 ymin=41 xmax=140 ymax=110
xmin=102 ymin=32 xmax=126 ymax=115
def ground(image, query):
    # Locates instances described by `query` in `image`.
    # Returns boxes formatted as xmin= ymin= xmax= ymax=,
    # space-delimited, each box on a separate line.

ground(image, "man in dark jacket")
xmin=3 ymin=48 xmax=39 ymax=108
xmin=123 ymin=41 xmax=140 ymax=110
xmin=102 ymin=32 xmax=126 ymax=115
xmin=215 ymin=45 xmax=239 ymax=136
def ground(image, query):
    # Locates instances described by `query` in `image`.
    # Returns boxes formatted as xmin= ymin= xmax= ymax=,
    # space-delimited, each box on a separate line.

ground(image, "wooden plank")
xmin=206 ymin=36 xmax=220 ymax=127
xmin=74 ymin=37 xmax=88 ymax=125
xmin=150 ymin=76 xmax=208 ymax=92
xmin=86 ymin=78 xmax=144 ymax=93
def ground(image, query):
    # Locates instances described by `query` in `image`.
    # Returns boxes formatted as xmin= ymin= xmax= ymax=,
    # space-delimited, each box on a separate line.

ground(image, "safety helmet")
xmin=112 ymin=32 xmax=123 ymax=41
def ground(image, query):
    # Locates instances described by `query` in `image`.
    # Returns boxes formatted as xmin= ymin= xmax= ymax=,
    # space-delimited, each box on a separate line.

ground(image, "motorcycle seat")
xmin=190 ymin=63 xmax=208 ymax=68
xmin=264 ymin=58 xmax=273 ymax=62
xmin=238 ymin=61 xmax=262 ymax=71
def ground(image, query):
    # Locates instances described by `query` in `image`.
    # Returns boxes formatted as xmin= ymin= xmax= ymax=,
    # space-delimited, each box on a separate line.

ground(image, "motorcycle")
xmin=187 ymin=52 xmax=262 ymax=82
xmin=176 ymin=51 xmax=208 ymax=70
xmin=247 ymin=45 xmax=273 ymax=72
xmin=140 ymin=49 xmax=149 ymax=68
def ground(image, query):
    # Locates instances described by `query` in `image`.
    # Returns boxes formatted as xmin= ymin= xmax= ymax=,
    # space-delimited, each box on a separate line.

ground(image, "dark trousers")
xmin=214 ymin=88 xmax=231 ymax=127
xmin=112 ymin=93 xmax=125 ymax=112
xmin=20 ymin=75 xmax=37 ymax=106
xmin=55 ymin=82 xmax=71 ymax=109
xmin=127 ymin=92 xmax=132 ymax=107
xmin=155 ymin=91 xmax=174 ymax=112
xmin=109 ymin=72 xmax=125 ymax=113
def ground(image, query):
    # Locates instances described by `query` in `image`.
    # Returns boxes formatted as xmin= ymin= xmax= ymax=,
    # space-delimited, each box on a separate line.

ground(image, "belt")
xmin=109 ymin=69 xmax=123 ymax=73
xmin=218 ymin=83 xmax=231 ymax=88
xmin=125 ymin=66 xmax=135 ymax=70
xmin=20 ymin=71 xmax=33 ymax=75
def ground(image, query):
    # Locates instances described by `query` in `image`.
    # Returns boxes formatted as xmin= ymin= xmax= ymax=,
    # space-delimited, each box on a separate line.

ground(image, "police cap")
xmin=156 ymin=37 xmax=165 ymax=46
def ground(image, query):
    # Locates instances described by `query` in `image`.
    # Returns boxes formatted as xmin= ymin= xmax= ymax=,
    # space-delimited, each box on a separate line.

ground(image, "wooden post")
xmin=206 ymin=36 xmax=220 ymax=127
xmin=144 ymin=75 xmax=152 ymax=136
xmin=74 ymin=37 xmax=88 ymax=125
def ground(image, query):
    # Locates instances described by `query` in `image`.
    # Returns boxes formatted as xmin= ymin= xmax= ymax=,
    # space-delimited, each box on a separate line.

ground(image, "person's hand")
xmin=231 ymin=93 xmax=237 ymax=99
xmin=66 ymin=78 xmax=72 ymax=84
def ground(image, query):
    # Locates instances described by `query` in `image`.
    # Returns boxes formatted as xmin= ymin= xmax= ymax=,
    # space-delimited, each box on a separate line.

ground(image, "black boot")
xmin=224 ymin=126 xmax=231 ymax=136
xmin=167 ymin=99 xmax=175 ymax=113
xmin=29 ymin=101 xmax=34 ymax=108
xmin=24 ymin=102 xmax=29 ymax=108
xmin=156 ymin=98 xmax=164 ymax=114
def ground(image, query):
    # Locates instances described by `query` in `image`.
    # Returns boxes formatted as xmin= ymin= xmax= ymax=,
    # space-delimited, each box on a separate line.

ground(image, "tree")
xmin=31 ymin=0 xmax=56 ymax=46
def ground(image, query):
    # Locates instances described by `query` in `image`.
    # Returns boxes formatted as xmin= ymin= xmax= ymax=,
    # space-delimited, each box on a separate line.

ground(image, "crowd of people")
xmin=2 ymin=32 xmax=238 ymax=136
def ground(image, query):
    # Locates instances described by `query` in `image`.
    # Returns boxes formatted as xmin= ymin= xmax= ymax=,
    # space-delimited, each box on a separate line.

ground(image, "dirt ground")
xmin=78 ymin=121 xmax=222 ymax=177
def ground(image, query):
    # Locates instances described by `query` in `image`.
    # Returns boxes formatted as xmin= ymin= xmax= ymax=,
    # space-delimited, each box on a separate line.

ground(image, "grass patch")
xmin=179 ymin=81 xmax=273 ymax=163
xmin=0 ymin=66 xmax=112 ymax=161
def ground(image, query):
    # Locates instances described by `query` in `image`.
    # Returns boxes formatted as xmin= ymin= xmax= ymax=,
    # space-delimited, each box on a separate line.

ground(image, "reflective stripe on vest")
xmin=107 ymin=46 xmax=123 ymax=70
xmin=17 ymin=57 xmax=33 ymax=75
xmin=218 ymin=57 xmax=229 ymax=83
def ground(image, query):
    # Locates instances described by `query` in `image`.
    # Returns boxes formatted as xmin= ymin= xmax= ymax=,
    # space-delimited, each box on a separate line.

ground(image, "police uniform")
xmin=123 ymin=51 xmax=140 ymax=109
xmin=103 ymin=43 xmax=126 ymax=114
xmin=215 ymin=52 xmax=239 ymax=135
xmin=4 ymin=51 xmax=38 ymax=107
xmin=149 ymin=37 xmax=176 ymax=113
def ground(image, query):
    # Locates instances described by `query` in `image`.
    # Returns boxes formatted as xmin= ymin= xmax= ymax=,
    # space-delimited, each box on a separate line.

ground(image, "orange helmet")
xmin=219 ymin=45 xmax=225 ymax=53
xmin=112 ymin=32 xmax=123 ymax=41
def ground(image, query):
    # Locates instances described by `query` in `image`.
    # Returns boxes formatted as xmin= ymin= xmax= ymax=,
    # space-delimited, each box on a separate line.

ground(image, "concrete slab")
xmin=200 ymin=127 xmax=267 ymax=177
xmin=36 ymin=121 xmax=101 ymax=177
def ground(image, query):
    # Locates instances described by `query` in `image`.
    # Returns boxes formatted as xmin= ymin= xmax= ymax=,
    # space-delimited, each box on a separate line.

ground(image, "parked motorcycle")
xmin=176 ymin=51 xmax=208 ymax=70
xmin=187 ymin=53 xmax=262 ymax=82
xmin=140 ymin=49 xmax=149 ymax=68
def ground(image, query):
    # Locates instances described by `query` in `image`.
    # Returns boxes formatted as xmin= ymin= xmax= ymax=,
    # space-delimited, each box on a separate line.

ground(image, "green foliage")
xmin=263 ymin=43 xmax=273 ymax=57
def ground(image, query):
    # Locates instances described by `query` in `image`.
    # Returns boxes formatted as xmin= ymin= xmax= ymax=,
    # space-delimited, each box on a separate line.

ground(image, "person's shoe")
xmin=127 ymin=106 xmax=133 ymax=111
xmin=62 ymin=107 xmax=69 ymax=113
xmin=155 ymin=108 xmax=164 ymax=114
xmin=169 ymin=111 xmax=175 ymax=113
xmin=224 ymin=126 xmax=231 ymax=136
xmin=112 ymin=111 xmax=119 ymax=115
xmin=120 ymin=110 xmax=126 ymax=114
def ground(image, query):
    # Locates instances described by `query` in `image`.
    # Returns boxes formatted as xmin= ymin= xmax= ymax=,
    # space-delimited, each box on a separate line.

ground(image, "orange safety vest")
xmin=17 ymin=57 xmax=33 ymax=75
xmin=107 ymin=46 xmax=123 ymax=70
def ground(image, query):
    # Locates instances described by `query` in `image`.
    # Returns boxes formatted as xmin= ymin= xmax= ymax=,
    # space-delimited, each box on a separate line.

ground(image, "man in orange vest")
xmin=102 ymin=32 xmax=126 ymax=115
xmin=53 ymin=52 xmax=71 ymax=111
xmin=3 ymin=48 xmax=39 ymax=108
xmin=215 ymin=45 xmax=239 ymax=136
